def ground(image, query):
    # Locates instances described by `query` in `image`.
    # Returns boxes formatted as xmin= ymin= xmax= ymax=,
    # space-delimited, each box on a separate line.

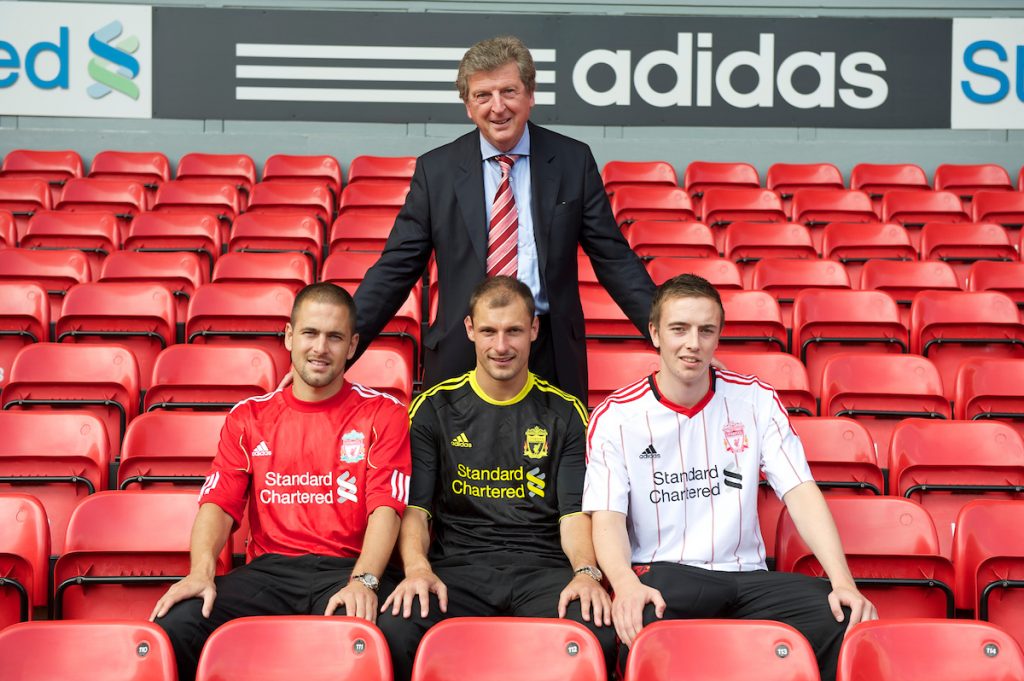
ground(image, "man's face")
xmin=464 ymin=61 xmax=535 ymax=152
xmin=284 ymin=299 xmax=358 ymax=394
xmin=650 ymin=295 xmax=722 ymax=389
xmin=465 ymin=297 xmax=538 ymax=386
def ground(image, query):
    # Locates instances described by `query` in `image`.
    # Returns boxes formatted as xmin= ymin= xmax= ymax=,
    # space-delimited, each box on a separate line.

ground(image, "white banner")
xmin=951 ymin=18 xmax=1024 ymax=130
xmin=0 ymin=1 xmax=151 ymax=118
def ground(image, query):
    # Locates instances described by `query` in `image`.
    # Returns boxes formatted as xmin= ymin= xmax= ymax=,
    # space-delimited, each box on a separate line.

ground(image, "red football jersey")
xmin=199 ymin=382 xmax=411 ymax=561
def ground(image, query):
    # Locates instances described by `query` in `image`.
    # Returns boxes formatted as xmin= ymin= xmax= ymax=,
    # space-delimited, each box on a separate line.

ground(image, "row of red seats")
xmin=3 ymin=616 xmax=1018 ymax=681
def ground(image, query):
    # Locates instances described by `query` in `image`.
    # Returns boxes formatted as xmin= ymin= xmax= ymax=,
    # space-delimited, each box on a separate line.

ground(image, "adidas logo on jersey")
xmin=252 ymin=441 xmax=272 ymax=457
xmin=639 ymin=444 xmax=660 ymax=460
xmin=451 ymin=432 xmax=473 ymax=448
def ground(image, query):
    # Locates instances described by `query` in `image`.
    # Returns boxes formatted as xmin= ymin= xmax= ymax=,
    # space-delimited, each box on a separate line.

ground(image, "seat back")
xmin=586 ymin=343 xmax=659 ymax=410
xmin=955 ymin=357 xmax=1024 ymax=438
xmin=55 ymin=177 xmax=145 ymax=241
xmin=609 ymin=185 xmax=695 ymax=225
xmin=859 ymin=260 xmax=960 ymax=327
xmin=262 ymin=154 xmax=343 ymax=201
xmin=346 ymin=345 xmax=414 ymax=405
xmin=714 ymin=353 xmax=815 ymax=416
xmin=337 ymin=179 xmax=409 ymax=219
xmin=0 ymin=149 xmax=82 ymax=206
xmin=0 ymin=178 xmax=50 ymax=240
xmin=0 ymin=248 xmax=91 ymax=322
xmin=329 ymin=213 xmax=396 ymax=254
xmin=624 ymin=220 xmax=717 ymax=259
xmin=247 ymin=181 xmax=333 ymax=229
xmin=99 ymin=251 xmax=205 ymax=328
xmin=175 ymin=153 xmax=256 ymax=204
xmin=821 ymin=222 xmax=915 ymax=282
xmin=967 ymin=261 xmax=1024 ymax=309
xmin=601 ymin=160 xmax=677 ymax=195
xmin=719 ymin=290 xmax=788 ymax=353
xmin=973 ymin=190 xmax=1024 ymax=242
xmin=919 ymin=222 xmax=1017 ymax=285
xmin=125 ymin=211 xmax=222 ymax=277
xmin=701 ymin=187 xmax=786 ymax=227
xmin=346 ymin=154 xmax=416 ymax=185
xmin=0 ymin=620 xmax=177 ymax=680
xmin=212 ymin=251 xmax=314 ymax=294
xmin=412 ymin=617 xmax=606 ymax=681
xmin=791 ymin=188 xmax=878 ymax=229
xmin=0 ymin=210 xmax=14 ymax=247
xmin=23 ymin=210 xmax=120 ymax=272
xmin=683 ymin=161 xmax=760 ymax=219
xmin=88 ymin=150 xmax=170 ymax=192
xmin=196 ymin=616 xmax=391 ymax=681
xmin=625 ymin=619 xmax=820 ymax=681
xmin=934 ymin=163 xmax=1013 ymax=201
xmin=849 ymin=162 xmax=930 ymax=208
xmin=580 ymin=288 xmax=645 ymax=341
xmin=152 ymin=180 xmax=241 ymax=239
xmin=793 ymin=417 xmax=883 ymax=495
xmin=119 ymin=410 xmax=227 ymax=489
xmin=228 ymin=212 xmax=324 ymax=271
xmin=0 ymin=494 xmax=49 ymax=624
xmin=722 ymin=222 xmax=816 ymax=286
xmin=0 ymin=282 xmax=49 ymax=389
xmin=767 ymin=162 xmax=844 ymax=221
xmin=145 ymin=344 xmax=277 ymax=412
xmin=646 ymin=257 xmax=742 ymax=289
xmin=882 ymin=189 xmax=970 ymax=230
xmin=751 ymin=259 xmax=851 ymax=328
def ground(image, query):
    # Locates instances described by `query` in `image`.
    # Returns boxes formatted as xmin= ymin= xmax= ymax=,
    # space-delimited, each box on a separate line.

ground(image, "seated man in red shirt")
xmin=151 ymin=283 xmax=411 ymax=681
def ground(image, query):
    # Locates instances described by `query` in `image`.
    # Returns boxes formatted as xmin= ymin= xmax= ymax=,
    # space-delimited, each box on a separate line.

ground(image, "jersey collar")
xmin=282 ymin=381 xmax=351 ymax=412
xmin=648 ymin=369 xmax=716 ymax=417
xmin=470 ymin=370 xmax=535 ymax=406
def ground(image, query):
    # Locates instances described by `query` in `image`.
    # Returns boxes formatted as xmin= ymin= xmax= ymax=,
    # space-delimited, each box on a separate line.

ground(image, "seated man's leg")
xmin=155 ymin=555 xmax=308 ymax=681
xmin=377 ymin=564 xmax=505 ymax=681
xmin=730 ymin=571 xmax=849 ymax=681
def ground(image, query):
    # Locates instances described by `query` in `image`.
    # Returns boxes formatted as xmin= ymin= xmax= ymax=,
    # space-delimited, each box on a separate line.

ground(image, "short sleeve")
xmin=759 ymin=389 xmax=813 ymax=499
xmin=555 ymin=400 xmax=588 ymax=518
xmin=407 ymin=395 xmax=440 ymax=516
xmin=199 ymin=406 xmax=253 ymax=529
xmin=582 ymin=408 xmax=631 ymax=514
xmin=364 ymin=398 xmax=413 ymax=517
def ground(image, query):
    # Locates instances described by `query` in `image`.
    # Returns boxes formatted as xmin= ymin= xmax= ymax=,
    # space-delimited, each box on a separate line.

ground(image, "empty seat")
xmin=837 ymin=619 xmax=1024 ymax=681
xmin=99 ymin=251 xmax=205 ymax=333
xmin=701 ymin=188 xmax=787 ymax=228
xmin=56 ymin=283 xmax=176 ymax=391
xmin=625 ymin=221 xmax=717 ymax=259
xmin=777 ymin=496 xmax=954 ymax=618
xmin=0 ymin=620 xmax=177 ymax=680
xmin=337 ymin=180 xmax=409 ymax=219
xmin=119 ymin=411 xmax=227 ymax=489
xmin=0 ymin=178 xmax=51 ymax=240
xmin=54 ymin=490 xmax=231 ymax=620
xmin=0 ymin=283 xmax=48 ymax=389
xmin=889 ymin=419 xmax=1024 ymax=557
xmin=601 ymin=160 xmax=677 ymax=196
xmin=0 ymin=494 xmax=49 ymax=628
xmin=881 ymin=190 xmax=970 ymax=245
xmin=22 ymin=211 xmax=119 ymax=272
xmin=262 ymin=154 xmax=343 ymax=204
xmin=791 ymin=189 xmax=879 ymax=251
xmin=934 ymin=163 xmax=1013 ymax=202
xmin=646 ymin=257 xmax=742 ymax=289
xmin=821 ymin=222 xmax=916 ymax=283
xmin=0 ymin=149 xmax=83 ymax=206
xmin=580 ymin=287 xmax=645 ymax=342
xmin=820 ymin=353 xmax=950 ymax=457
xmin=328 ymin=213 xmax=395 ymax=254
xmin=346 ymin=154 xmax=416 ymax=186
xmin=910 ymin=290 xmax=1024 ymax=400
xmin=586 ymin=343 xmax=660 ymax=409
xmin=144 ymin=345 xmax=278 ymax=413
xmin=750 ymin=259 xmax=851 ymax=328
xmin=55 ymin=177 xmax=145 ymax=241
xmin=859 ymin=260 xmax=961 ymax=328
xmin=792 ymin=289 xmax=908 ymax=398
xmin=228 ymin=212 xmax=324 ymax=271
xmin=714 ymin=353 xmax=815 ymax=416
xmin=152 ymin=181 xmax=241 ymax=243
xmin=967 ymin=261 xmax=1024 ymax=311
xmin=0 ymin=249 xmax=91 ymax=323
xmin=196 ymin=616 xmax=392 ymax=681
xmin=718 ymin=290 xmax=788 ymax=352
xmin=124 ymin=211 xmax=222 ymax=278
xmin=973 ymin=190 xmax=1024 ymax=241
xmin=186 ymin=283 xmax=293 ymax=380
xmin=919 ymin=222 xmax=1017 ymax=286
xmin=792 ymin=417 xmax=883 ymax=495
xmin=722 ymin=222 xmax=816 ymax=287
xmin=0 ymin=210 xmax=14 ymax=247
xmin=609 ymin=185 xmax=696 ymax=225
xmin=88 ymin=150 xmax=170 ymax=208
xmin=0 ymin=412 xmax=109 ymax=555
xmin=849 ymin=162 xmax=930 ymax=212
xmin=212 ymin=251 xmax=314 ymax=294
xmin=683 ymin=161 xmax=760 ymax=219
xmin=625 ymin=619 xmax=819 ymax=681
xmin=247 ymin=181 xmax=333 ymax=230
xmin=767 ymin=162 xmax=845 ymax=218
xmin=412 ymin=617 xmax=605 ymax=681
xmin=952 ymin=499 xmax=1024 ymax=647
xmin=175 ymin=153 xmax=256 ymax=207
xmin=955 ymin=358 xmax=1024 ymax=438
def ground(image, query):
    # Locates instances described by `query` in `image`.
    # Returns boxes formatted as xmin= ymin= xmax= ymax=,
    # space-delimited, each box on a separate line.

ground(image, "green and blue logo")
xmin=86 ymin=20 xmax=140 ymax=100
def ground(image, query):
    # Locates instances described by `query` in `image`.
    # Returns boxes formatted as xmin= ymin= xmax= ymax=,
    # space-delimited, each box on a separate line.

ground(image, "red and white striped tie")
xmin=487 ymin=154 xmax=519 ymax=278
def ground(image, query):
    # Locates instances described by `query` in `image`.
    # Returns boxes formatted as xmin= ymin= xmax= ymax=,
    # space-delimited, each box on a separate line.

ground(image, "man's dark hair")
xmin=649 ymin=274 xmax=725 ymax=328
xmin=290 ymin=282 xmax=357 ymax=332
xmin=468 ymin=276 xmax=536 ymax=319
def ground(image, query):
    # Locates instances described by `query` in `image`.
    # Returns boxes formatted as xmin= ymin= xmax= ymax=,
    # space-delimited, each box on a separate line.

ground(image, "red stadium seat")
xmin=918 ymin=222 xmax=1017 ymax=286
xmin=952 ymin=500 xmax=1024 ymax=648
xmin=212 ymin=251 xmax=314 ymax=294
xmin=0 ymin=494 xmax=49 ymax=628
xmin=625 ymin=221 xmax=717 ymax=259
xmin=609 ymin=185 xmax=695 ymax=226
xmin=967 ymin=261 xmax=1024 ymax=312
xmin=0 ymin=411 xmax=109 ymax=556
xmin=0 ymin=178 xmax=51 ymax=240
xmin=777 ymin=496 xmax=954 ymax=618
xmin=973 ymin=189 xmax=1024 ymax=243
xmin=0 ymin=248 xmax=90 ymax=322
xmin=954 ymin=357 xmax=1024 ymax=438
xmin=196 ymin=616 xmax=392 ymax=681
xmin=881 ymin=190 xmax=970 ymax=247
xmin=837 ymin=619 xmax=1024 ymax=681
xmin=144 ymin=345 xmax=276 ymax=413
xmin=767 ymin=162 xmax=844 ymax=218
xmin=751 ymin=259 xmax=851 ymax=328
xmin=345 ymin=345 xmax=413 ymax=405
xmin=99 ymin=251 xmax=205 ymax=333
xmin=791 ymin=188 xmax=879 ymax=251
xmin=22 ymin=211 xmax=119 ymax=272
xmin=586 ymin=342 xmax=659 ymax=409
xmin=722 ymin=222 xmax=816 ymax=287
xmin=718 ymin=290 xmax=788 ymax=353
xmin=88 ymin=150 xmax=170 ymax=209
xmin=934 ymin=163 xmax=1013 ymax=202
xmin=152 ymin=180 xmax=241 ymax=244
xmin=412 ymin=617 xmax=605 ymax=681
xmin=186 ymin=283 xmax=293 ymax=380
xmin=55 ymin=177 xmax=145 ymax=241
xmin=321 ymin=251 xmax=393 ymax=284
xmin=683 ymin=161 xmax=760 ymax=219
xmin=53 ymin=490 xmax=231 ymax=620
xmin=849 ymin=162 xmax=930 ymax=213
xmin=646 ymin=257 xmax=742 ymax=289
xmin=0 ymin=210 xmax=14 ymax=247
xmin=119 ymin=411 xmax=227 ymax=489
xmin=175 ymin=152 xmax=256 ymax=207
xmin=347 ymin=154 xmax=416 ymax=186
xmin=715 ymin=352 xmax=815 ymax=416
xmin=0 ymin=620 xmax=177 ymax=681
xmin=0 ymin=283 xmax=49 ymax=389
xmin=910 ymin=290 xmax=1024 ymax=400
xmin=0 ymin=149 xmax=83 ymax=206
xmin=247 ymin=180 xmax=333 ymax=230
xmin=601 ymin=160 xmax=677 ymax=196
xmin=625 ymin=619 xmax=819 ymax=681
xmin=792 ymin=417 xmax=883 ymax=496
xmin=821 ymin=222 xmax=916 ymax=282
xmin=337 ymin=179 xmax=409 ymax=220
xmin=820 ymin=353 xmax=950 ymax=457
xmin=328 ymin=213 xmax=395 ymax=254
xmin=792 ymin=289 xmax=908 ymax=398
xmin=262 ymin=154 xmax=343 ymax=205
xmin=580 ymin=287 xmax=645 ymax=342
xmin=858 ymin=260 xmax=960 ymax=327
xmin=229 ymin=211 xmax=324 ymax=271
xmin=125 ymin=211 xmax=222 ymax=278
xmin=889 ymin=419 xmax=1024 ymax=557
xmin=701 ymin=188 xmax=786 ymax=228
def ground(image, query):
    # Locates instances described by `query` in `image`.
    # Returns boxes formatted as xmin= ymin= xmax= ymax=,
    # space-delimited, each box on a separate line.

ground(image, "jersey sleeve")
xmin=759 ymin=388 xmax=813 ymax=499
xmin=556 ymin=399 xmax=588 ymax=518
xmin=364 ymin=398 xmax=413 ymax=517
xmin=199 ymin=405 xmax=253 ymax=530
xmin=407 ymin=395 xmax=440 ymax=517
xmin=582 ymin=406 xmax=631 ymax=514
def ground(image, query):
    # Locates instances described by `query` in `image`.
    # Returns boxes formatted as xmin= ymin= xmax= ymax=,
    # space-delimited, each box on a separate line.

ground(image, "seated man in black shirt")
xmin=377 ymin=276 xmax=615 ymax=681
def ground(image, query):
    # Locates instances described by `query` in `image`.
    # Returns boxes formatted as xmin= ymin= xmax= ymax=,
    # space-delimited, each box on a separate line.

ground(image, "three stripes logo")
xmin=199 ymin=472 xmax=220 ymax=498
xmin=639 ymin=444 xmax=660 ymax=460
xmin=451 ymin=432 xmax=473 ymax=448
xmin=87 ymin=21 xmax=141 ymax=101
xmin=252 ymin=441 xmax=272 ymax=457
xmin=390 ymin=470 xmax=410 ymax=505
xmin=526 ymin=467 xmax=546 ymax=498
xmin=336 ymin=471 xmax=358 ymax=504
xmin=723 ymin=465 xmax=743 ymax=491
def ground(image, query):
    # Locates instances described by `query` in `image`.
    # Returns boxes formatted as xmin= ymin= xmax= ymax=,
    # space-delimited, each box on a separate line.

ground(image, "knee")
xmin=154 ymin=597 xmax=205 ymax=643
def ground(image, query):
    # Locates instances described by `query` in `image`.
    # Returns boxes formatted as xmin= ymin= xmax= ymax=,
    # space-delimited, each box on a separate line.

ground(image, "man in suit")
xmin=354 ymin=35 xmax=655 ymax=401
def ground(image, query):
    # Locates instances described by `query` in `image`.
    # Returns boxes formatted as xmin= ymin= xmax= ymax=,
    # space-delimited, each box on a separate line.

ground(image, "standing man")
xmin=584 ymin=274 xmax=876 ymax=681
xmin=151 ymin=283 xmax=412 ymax=681
xmin=377 ymin=277 xmax=616 ymax=681
xmin=354 ymin=35 xmax=655 ymax=401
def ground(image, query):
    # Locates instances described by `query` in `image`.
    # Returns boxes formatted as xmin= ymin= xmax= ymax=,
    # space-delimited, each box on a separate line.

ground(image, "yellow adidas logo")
xmin=451 ymin=432 xmax=473 ymax=448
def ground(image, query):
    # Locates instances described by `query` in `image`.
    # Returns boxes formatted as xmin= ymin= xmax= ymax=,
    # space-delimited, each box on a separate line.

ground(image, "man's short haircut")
xmin=649 ymin=274 xmax=725 ymax=328
xmin=456 ymin=35 xmax=537 ymax=101
xmin=468 ymin=276 xmax=536 ymax=320
xmin=290 ymin=282 xmax=357 ymax=331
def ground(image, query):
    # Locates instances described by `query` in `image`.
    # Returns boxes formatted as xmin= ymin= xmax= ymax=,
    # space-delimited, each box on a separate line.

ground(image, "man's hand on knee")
xmin=828 ymin=585 xmax=877 ymax=626
xmin=325 ymin=580 xmax=379 ymax=622
xmin=558 ymin=573 xmax=612 ymax=626
xmin=610 ymin=582 xmax=666 ymax=648
xmin=150 ymin=574 xmax=217 ymax=621
xmin=381 ymin=568 xmax=448 ymax=619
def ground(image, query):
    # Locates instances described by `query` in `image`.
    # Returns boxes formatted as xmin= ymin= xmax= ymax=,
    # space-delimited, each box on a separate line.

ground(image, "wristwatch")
xmin=574 ymin=565 xmax=604 ymax=582
xmin=350 ymin=572 xmax=380 ymax=592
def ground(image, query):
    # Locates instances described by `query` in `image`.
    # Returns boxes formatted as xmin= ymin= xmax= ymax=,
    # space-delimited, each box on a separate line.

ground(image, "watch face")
xmin=353 ymin=573 xmax=379 ymax=591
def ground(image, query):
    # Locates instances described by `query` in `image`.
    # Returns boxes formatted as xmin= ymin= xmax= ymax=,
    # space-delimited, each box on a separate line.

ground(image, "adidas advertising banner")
xmin=0 ymin=1 xmax=151 ymax=118
xmin=951 ymin=18 xmax=1024 ymax=129
xmin=152 ymin=9 xmax=951 ymax=128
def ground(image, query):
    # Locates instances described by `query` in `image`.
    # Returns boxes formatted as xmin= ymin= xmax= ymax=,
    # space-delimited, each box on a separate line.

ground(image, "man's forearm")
xmin=352 ymin=506 xmax=402 ymax=578
xmin=782 ymin=481 xmax=858 ymax=589
xmin=396 ymin=507 xmax=432 ymax=574
xmin=592 ymin=511 xmax=640 ymax=591
xmin=189 ymin=503 xmax=234 ymax=580
xmin=559 ymin=513 xmax=599 ymax=571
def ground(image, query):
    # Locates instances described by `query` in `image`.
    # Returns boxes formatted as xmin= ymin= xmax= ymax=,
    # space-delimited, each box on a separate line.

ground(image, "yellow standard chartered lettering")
xmin=452 ymin=463 xmax=526 ymax=498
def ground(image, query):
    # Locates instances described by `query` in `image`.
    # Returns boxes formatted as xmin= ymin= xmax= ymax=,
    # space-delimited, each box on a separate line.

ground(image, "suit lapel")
xmin=454 ymin=132 xmax=487 ymax=265
xmin=530 ymin=123 xmax=559 ymax=275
